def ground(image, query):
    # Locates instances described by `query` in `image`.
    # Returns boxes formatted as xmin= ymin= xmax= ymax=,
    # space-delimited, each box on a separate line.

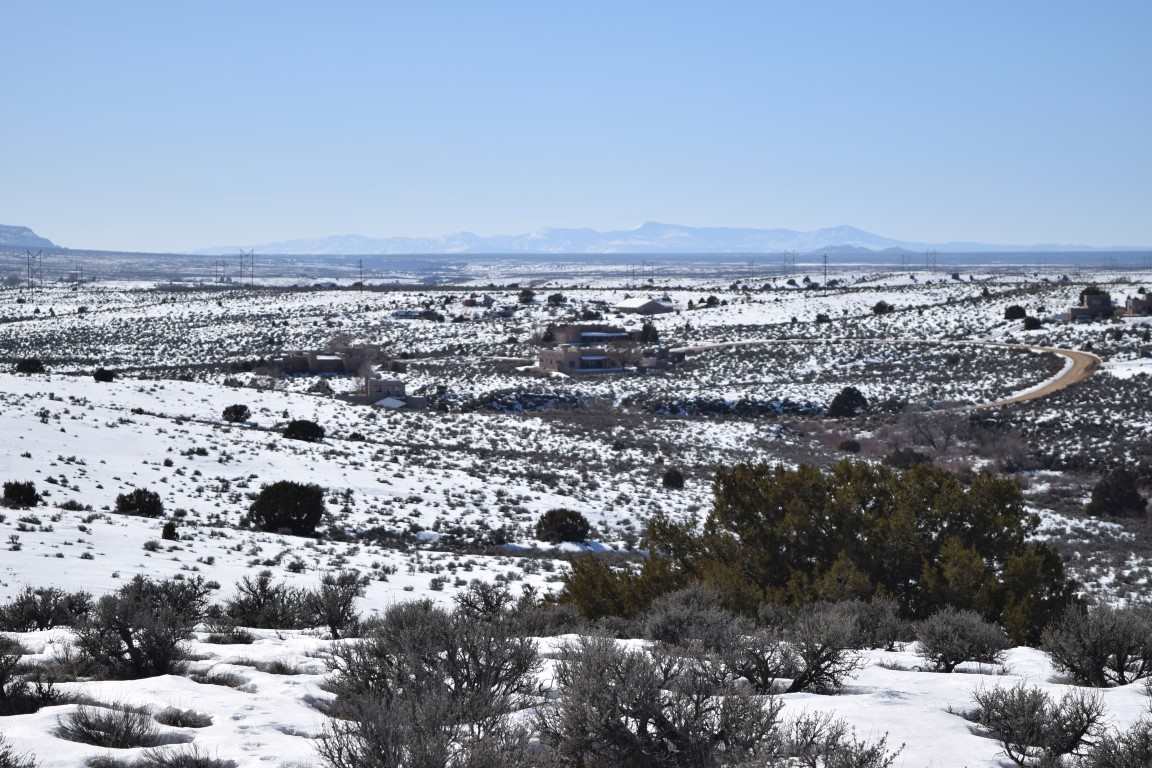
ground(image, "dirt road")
xmin=668 ymin=338 xmax=1100 ymax=410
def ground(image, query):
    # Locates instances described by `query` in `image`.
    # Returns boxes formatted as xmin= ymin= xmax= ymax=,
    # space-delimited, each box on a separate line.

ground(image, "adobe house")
xmin=1125 ymin=292 xmax=1152 ymax=316
xmin=1066 ymin=286 xmax=1115 ymax=322
xmin=541 ymin=323 xmax=633 ymax=345
xmin=538 ymin=346 xmax=634 ymax=374
xmin=275 ymin=344 xmax=380 ymax=376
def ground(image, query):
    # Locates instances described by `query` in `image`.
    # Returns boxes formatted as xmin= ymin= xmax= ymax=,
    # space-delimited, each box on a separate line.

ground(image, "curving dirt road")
xmin=976 ymin=345 xmax=1100 ymax=409
xmin=668 ymin=338 xmax=1100 ymax=410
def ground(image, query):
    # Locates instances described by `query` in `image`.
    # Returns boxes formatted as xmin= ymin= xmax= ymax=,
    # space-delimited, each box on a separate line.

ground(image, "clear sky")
xmin=2 ymin=1 xmax=1149 ymax=252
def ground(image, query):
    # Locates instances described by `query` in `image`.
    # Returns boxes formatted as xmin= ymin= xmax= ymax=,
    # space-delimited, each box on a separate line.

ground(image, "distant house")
xmin=537 ymin=346 xmax=633 ymax=375
xmin=1066 ymin=286 xmax=1115 ymax=322
xmin=615 ymin=296 xmax=674 ymax=315
xmin=392 ymin=308 xmax=444 ymax=320
xmin=544 ymin=323 xmax=633 ymax=345
xmin=275 ymin=344 xmax=380 ymax=376
xmin=1125 ymin=293 xmax=1152 ymax=316
xmin=485 ymin=305 xmax=518 ymax=319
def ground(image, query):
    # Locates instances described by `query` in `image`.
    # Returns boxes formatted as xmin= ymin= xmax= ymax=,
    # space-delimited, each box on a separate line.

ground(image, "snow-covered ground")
xmin=0 ymin=632 xmax=1148 ymax=768
xmin=2 ymin=268 xmax=1152 ymax=766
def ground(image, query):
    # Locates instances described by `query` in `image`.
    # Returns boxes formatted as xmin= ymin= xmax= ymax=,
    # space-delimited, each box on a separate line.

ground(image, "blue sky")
xmin=1 ymin=1 xmax=1149 ymax=252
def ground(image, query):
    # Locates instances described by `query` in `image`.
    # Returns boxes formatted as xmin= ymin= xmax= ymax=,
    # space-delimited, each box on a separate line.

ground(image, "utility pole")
xmin=359 ymin=258 xmax=364 ymax=291
xmin=822 ymin=252 xmax=829 ymax=285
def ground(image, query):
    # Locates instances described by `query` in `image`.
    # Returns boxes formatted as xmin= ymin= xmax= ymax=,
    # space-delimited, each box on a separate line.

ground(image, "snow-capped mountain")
xmin=196 ymin=222 xmax=1121 ymax=256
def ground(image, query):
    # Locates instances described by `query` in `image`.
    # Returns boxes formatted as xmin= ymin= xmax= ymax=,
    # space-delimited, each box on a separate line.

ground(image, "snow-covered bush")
xmin=1081 ymin=720 xmax=1152 ymax=767
xmin=55 ymin=704 xmax=191 ymax=748
xmin=784 ymin=712 xmax=903 ymax=768
xmin=105 ymin=746 xmax=238 ymax=768
xmin=784 ymin=604 xmax=865 ymax=693
xmin=153 ymin=707 xmax=212 ymax=728
xmin=916 ymin=607 xmax=1009 ymax=672
xmin=303 ymin=570 xmax=365 ymax=639
xmin=1042 ymin=604 xmax=1152 ymax=686
xmin=0 ymin=586 xmax=92 ymax=631
xmin=0 ymin=735 xmax=35 ymax=768
xmin=969 ymin=683 xmax=1104 ymax=768
xmin=641 ymin=584 xmax=749 ymax=648
xmin=538 ymin=634 xmax=783 ymax=767
xmin=322 ymin=599 xmax=539 ymax=768
xmin=74 ymin=576 xmax=210 ymax=679
xmin=223 ymin=570 xmax=307 ymax=630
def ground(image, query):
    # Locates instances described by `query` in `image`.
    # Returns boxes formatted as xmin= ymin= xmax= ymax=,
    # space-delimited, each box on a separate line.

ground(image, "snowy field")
xmin=2 ymin=266 xmax=1152 ymax=767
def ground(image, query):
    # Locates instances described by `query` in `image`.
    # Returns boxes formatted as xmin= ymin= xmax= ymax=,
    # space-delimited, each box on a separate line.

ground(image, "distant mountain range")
xmin=2 ymin=221 xmax=1145 ymax=257
xmin=0 ymin=225 xmax=56 ymax=249
xmin=197 ymin=222 xmax=1144 ymax=256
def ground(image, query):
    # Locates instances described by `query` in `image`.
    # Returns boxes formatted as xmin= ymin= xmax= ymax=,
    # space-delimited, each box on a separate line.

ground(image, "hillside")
xmin=0 ymin=224 xmax=55 ymax=249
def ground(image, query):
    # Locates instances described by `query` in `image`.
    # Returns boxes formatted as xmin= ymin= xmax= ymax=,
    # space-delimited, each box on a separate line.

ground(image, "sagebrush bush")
xmin=303 ymin=570 xmax=364 ymax=639
xmin=0 ymin=735 xmax=35 ymax=768
xmin=536 ymin=635 xmax=900 ymax=768
xmin=784 ymin=712 xmax=902 ymax=768
xmin=0 ymin=586 xmax=92 ymax=631
xmin=74 ymin=576 xmax=210 ymax=678
xmin=1042 ymin=604 xmax=1152 ymax=686
xmin=970 ymin=683 xmax=1104 ymax=768
xmin=321 ymin=598 xmax=540 ymax=768
xmin=538 ymin=635 xmax=783 ymax=768
xmin=56 ymin=705 xmax=192 ymax=749
xmin=784 ymin=604 xmax=864 ymax=693
xmin=224 ymin=570 xmax=307 ymax=629
xmin=1081 ymin=719 xmax=1152 ymax=767
xmin=133 ymin=747 xmax=237 ymax=768
xmin=642 ymin=584 xmax=750 ymax=649
xmin=153 ymin=707 xmax=212 ymax=728
xmin=916 ymin=607 xmax=1010 ymax=673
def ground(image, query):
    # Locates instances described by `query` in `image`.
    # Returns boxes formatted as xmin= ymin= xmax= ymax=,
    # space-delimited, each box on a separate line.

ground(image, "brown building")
xmin=538 ymin=346 xmax=634 ymax=374
xmin=543 ymin=323 xmax=633 ymax=345
xmin=1066 ymin=287 xmax=1115 ymax=322
xmin=1125 ymin=293 xmax=1152 ymax=316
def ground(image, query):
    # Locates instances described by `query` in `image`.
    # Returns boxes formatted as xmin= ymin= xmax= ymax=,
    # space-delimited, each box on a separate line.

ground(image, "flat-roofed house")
xmin=1066 ymin=286 xmax=1115 ymax=322
xmin=538 ymin=346 xmax=633 ymax=375
xmin=546 ymin=323 xmax=633 ymax=345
